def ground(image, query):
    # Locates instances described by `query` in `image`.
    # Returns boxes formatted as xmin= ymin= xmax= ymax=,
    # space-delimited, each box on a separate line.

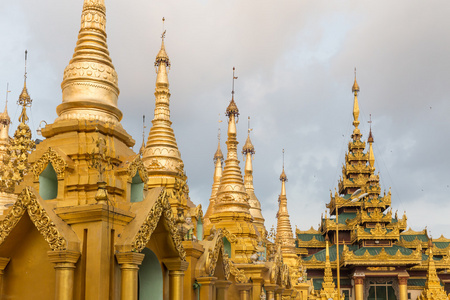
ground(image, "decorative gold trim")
xmin=32 ymin=147 xmax=69 ymax=180
xmin=127 ymin=155 xmax=148 ymax=183
xmin=204 ymin=229 xmax=231 ymax=279
xmin=131 ymin=190 xmax=186 ymax=261
xmin=230 ymin=261 xmax=248 ymax=283
xmin=0 ymin=187 xmax=67 ymax=250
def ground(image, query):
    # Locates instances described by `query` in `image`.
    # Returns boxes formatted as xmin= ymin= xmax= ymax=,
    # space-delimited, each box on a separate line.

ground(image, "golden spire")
xmin=352 ymin=68 xmax=361 ymax=137
xmin=0 ymin=53 xmax=35 ymax=193
xmin=0 ymin=84 xmax=11 ymax=129
xmin=142 ymin=22 xmax=189 ymax=213
xmin=57 ymin=0 xmax=122 ymax=124
xmin=139 ymin=115 xmax=146 ymax=156
xmin=368 ymin=115 xmax=375 ymax=170
xmin=418 ymin=239 xmax=450 ymax=300
xmin=242 ymin=116 xmax=265 ymax=235
xmin=275 ymin=149 xmax=296 ymax=261
xmin=204 ymin=128 xmax=224 ymax=226
xmin=18 ymin=51 xmax=32 ymax=124
xmin=317 ymin=235 xmax=340 ymax=299
xmin=207 ymin=67 xmax=257 ymax=263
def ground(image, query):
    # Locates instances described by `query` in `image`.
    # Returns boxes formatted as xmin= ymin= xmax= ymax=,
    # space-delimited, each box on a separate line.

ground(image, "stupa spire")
xmin=204 ymin=128 xmax=224 ymax=226
xmin=275 ymin=150 xmax=296 ymax=266
xmin=0 ymin=84 xmax=11 ymax=140
xmin=242 ymin=116 xmax=265 ymax=236
xmin=368 ymin=115 xmax=375 ymax=170
xmin=206 ymin=67 xmax=257 ymax=263
xmin=142 ymin=23 xmax=190 ymax=214
xmin=57 ymin=0 xmax=122 ymax=124
xmin=418 ymin=239 xmax=450 ymax=300
xmin=352 ymin=68 xmax=361 ymax=138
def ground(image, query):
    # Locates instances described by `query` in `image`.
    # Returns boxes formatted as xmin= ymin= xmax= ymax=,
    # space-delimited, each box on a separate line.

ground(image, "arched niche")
xmin=138 ymin=248 xmax=163 ymax=300
xmin=130 ymin=173 xmax=144 ymax=203
xmin=39 ymin=163 xmax=58 ymax=200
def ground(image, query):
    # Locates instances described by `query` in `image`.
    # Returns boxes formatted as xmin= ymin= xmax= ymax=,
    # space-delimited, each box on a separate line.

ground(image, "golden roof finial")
xmin=0 ymin=83 xmax=11 ymax=126
xmin=242 ymin=116 xmax=255 ymax=155
xmin=280 ymin=149 xmax=287 ymax=182
xmin=18 ymin=50 xmax=32 ymax=124
xmin=352 ymin=67 xmax=360 ymax=94
xmin=139 ymin=115 xmax=146 ymax=156
xmin=226 ymin=67 xmax=239 ymax=118
xmin=214 ymin=126 xmax=224 ymax=162
xmin=352 ymin=68 xmax=360 ymax=133
xmin=368 ymin=114 xmax=375 ymax=169
xmin=155 ymin=18 xmax=170 ymax=71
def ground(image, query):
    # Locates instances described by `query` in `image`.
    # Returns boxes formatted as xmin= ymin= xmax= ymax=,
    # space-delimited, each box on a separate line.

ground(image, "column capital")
xmin=398 ymin=277 xmax=409 ymax=285
xmin=235 ymin=283 xmax=253 ymax=291
xmin=196 ymin=276 xmax=218 ymax=285
xmin=215 ymin=280 xmax=232 ymax=289
xmin=47 ymin=250 xmax=80 ymax=264
xmin=162 ymin=257 xmax=189 ymax=271
xmin=116 ymin=252 xmax=145 ymax=266
xmin=264 ymin=283 xmax=278 ymax=292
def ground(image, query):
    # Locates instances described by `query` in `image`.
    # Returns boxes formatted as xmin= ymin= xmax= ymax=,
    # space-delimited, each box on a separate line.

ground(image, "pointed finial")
xmin=280 ymin=149 xmax=287 ymax=182
xmin=0 ymin=83 xmax=11 ymax=126
xmin=139 ymin=115 xmax=146 ymax=155
xmin=24 ymin=50 xmax=28 ymax=83
xmin=352 ymin=67 xmax=360 ymax=94
xmin=242 ymin=116 xmax=255 ymax=155
xmin=18 ymin=50 xmax=32 ymax=124
xmin=214 ymin=117 xmax=224 ymax=162
xmin=155 ymin=20 xmax=170 ymax=69
xmin=368 ymin=114 xmax=374 ymax=143
xmin=5 ymin=83 xmax=10 ymax=109
xmin=226 ymin=67 xmax=239 ymax=117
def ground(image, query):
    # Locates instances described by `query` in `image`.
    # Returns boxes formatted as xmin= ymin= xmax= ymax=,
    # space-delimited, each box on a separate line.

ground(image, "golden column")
xmin=196 ymin=276 xmax=217 ymax=299
xmin=47 ymin=250 xmax=80 ymax=300
xmin=236 ymin=283 xmax=253 ymax=300
xmin=353 ymin=275 xmax=365 ymax=300
xmin=264 ymin=284 xmax=277 ymax=300
xmin=0 ymin=257 xmax=10 ymax=297
xmin=398 ymin=276 xmax=409 ymax=300
xmin=274 ymin=287 xmax=284 ymax=300
xmin=216 ymin=280 xmax=232 ymax=300
xmin=163 ymin=258 xmax=189 ymax=300
xmin=116 ymin=252 xmax=145 ymax=300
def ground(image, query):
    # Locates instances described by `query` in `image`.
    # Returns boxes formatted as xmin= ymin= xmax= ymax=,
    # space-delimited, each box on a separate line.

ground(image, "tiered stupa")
xmin=141 ymin=30 xmax=192 ymax=216
xmin=274 ymin=158 xmax=296 ymax=267
xmin=242 ymin=119 xmax=265 ymax=236
xmin=205 ymin=68 xmax=257 ymax=263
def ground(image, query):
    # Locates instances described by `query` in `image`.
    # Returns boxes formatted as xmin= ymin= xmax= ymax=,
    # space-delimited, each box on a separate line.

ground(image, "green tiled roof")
xmin=391 ymin=218 xmax=398 ymax=223
xmin=303 ymin=245 xmax=358 ymax=262
xmin=297 ymin=234 xmax=325 ymax=242
xmin=336 ymin=212 xmax=357 ymax=224
xmin=353 ymin=245 xmax=413 ymax=256
xmin=343 ymin=194 xmax=351 ymax=200
xmin=422 ymin=254 xmax=442 ymax=261
xmin=407 ymin=279 xmax=426 ymax=287
xmin=434 ymin=242 xmax=450 ymax=249
xmin=400 ymin=234 xmax=428 ymax=242
xmin=363 ymin=227 xmax=393 ymax=234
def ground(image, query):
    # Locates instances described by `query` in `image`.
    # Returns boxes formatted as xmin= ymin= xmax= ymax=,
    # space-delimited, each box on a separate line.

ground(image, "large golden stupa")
xmin=0 ymin=1 xmax=448 ymax=300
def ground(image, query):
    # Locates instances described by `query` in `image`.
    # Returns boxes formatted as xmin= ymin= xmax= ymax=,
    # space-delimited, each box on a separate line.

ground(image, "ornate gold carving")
xmin=131 ymin=190 xmax=186 ymax=261
xmin=127 ymin=155 xmax=148 ymax=183
xmin=32 ymin=147 xmax=69 ymax=180
xmin=0 ymin=187 xmax=66 ymax=250
xmin=229 ymin=261 xmax=248 ymax=283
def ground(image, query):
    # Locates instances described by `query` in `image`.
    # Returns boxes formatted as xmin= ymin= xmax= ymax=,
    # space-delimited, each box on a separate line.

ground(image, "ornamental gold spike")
xmin=352 ymin=68 xmax=360 ymax=133
xmin=58 ymin=0 xmax=122 ymax=124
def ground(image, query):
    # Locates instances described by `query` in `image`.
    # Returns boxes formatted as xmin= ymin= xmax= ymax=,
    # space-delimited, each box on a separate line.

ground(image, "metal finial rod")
xmin=354 ymin=67 xmax=356 ymax=79
xmin=232 ymin=67 xmax=238 ymax=97
xmin=282 ymin=149 xmax=285 ymax=170
xmin=5 ymin=83 xmax=10 ymax=104
xmin=368 ymin=114 xmax=372 ymax=130
xmin=248 ymin=116 xmax=251 ymax=134
xmin=218 ymin=128 xmax=221 ymax=142
xmin=24 ymin=50 xmax=28 ymax=82
xmin=161 ymin=18 xmax=166 ymax=40
xmin=142 ymin=115 xmax=146 ymax=141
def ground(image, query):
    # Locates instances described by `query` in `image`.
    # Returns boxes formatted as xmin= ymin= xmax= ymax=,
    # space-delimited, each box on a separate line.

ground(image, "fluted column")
xmin=197 ymin=276 xmax=217 ymax=299
xmin=264 ymin=284 xmax=277 ymax=300
xmin=47 ymin=250 xmax=80 ymax=300
xmin=163 ymin=258 xmax=189 ymax=300
xmin=216 ymin=280 xmax=232 ymax=300
xmin=116 ymin=252 xmax=145 ymax=300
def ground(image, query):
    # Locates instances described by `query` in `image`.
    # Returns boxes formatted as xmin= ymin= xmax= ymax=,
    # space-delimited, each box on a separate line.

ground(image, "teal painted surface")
xmin=223 ymin=237 xmax=231 ymax=257
xmin=197 ymin=219 xmax=203 ymax=241
xmin=130 ymin=173 xmax=144 ymax=203
xmin=39 ymin=163 xmax=57 ymax=200
xmin=139 ymin=248 xmax=163 ymax=300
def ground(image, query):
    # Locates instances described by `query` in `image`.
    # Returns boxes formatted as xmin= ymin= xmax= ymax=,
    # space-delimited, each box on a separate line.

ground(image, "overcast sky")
xmin=1 ymin=0 xmax=449 ymax=238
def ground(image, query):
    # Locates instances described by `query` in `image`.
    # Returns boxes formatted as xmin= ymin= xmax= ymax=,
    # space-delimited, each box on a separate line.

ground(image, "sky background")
xmin=1 ymin=0 xmax=449 ymax=238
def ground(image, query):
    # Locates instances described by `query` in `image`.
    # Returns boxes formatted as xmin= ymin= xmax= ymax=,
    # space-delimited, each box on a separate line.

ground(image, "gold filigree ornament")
xmin=0 ymin=187 xmax=66 ymax=250
xmin=127 ymin=155 xmax=148 ymax=183
xmin=32 ymin=147 xmax=69 ymax=180
xmin=131 ymin=190 xmax=186 ymax=261
xmin=229 ymin=261 xmax=248 ymax=283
